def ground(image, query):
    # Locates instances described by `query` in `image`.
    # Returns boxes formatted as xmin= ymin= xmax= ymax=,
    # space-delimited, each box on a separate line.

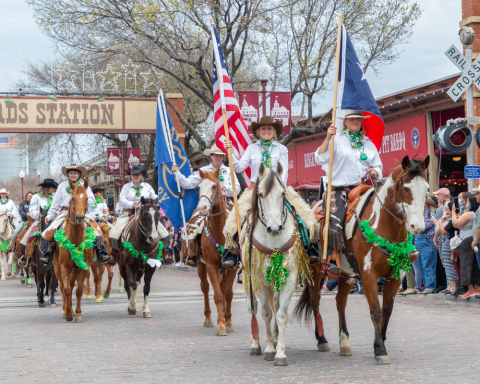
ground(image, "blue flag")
xmin=155 ymin=94 xmax=198 ymax=228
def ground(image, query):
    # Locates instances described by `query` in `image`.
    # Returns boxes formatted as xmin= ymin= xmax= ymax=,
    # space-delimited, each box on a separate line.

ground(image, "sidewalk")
xmin=399 ymin=292 xmax=480 ymax=307
xmin=162 ymin=264 xmax=198 ymax=273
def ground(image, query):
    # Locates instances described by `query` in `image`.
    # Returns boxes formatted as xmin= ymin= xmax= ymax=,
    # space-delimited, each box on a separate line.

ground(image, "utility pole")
xmin=466 ymin=43 xmax=475 ymax=190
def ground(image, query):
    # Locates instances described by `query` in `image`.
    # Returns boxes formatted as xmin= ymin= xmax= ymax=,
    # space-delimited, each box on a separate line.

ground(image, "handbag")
xmin=450 ymin=231 xmax=462 ymax=250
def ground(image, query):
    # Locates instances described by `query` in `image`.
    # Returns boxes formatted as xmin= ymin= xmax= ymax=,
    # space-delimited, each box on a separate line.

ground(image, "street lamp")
xmin=256 ymin=60 xmax=272 ymax=117
xmin=19 ymin=170 xmax=25 ymax=200
xmin=118 ymin=134 xmax=128 ymax=187
xmin=37 ymin=169 xmax=40 ymax=184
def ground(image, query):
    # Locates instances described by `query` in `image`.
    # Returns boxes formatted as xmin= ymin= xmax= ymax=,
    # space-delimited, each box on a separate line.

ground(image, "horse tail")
xmin=293 ymin=284 xmax=313 ymax=324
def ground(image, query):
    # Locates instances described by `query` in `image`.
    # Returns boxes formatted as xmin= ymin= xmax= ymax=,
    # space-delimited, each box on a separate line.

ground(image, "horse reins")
xmin=255 ymin=173 xmax=287 ymax=230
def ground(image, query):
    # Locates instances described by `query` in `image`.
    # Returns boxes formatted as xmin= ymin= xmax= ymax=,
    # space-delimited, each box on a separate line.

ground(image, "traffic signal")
xmin=433 ymin=123 xmax=472 ymax=152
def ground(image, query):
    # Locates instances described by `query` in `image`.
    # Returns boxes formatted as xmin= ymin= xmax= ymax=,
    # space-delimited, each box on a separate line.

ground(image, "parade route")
xmin=0 ymin=268 xmax=476 ymax=383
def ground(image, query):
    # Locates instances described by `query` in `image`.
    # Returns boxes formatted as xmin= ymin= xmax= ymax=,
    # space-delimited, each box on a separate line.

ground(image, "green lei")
xmin=132 ymin=184 xmax=143 ymax=196
xmin=39 ymin=192 xmax=53 ymax=210
xmin=92 ymin=197 xmax=103 ymax=209
xmin=344 ymin=128 xmax=368 ymax=161
xmin=123 ymin=240 xmax=164 ymax=265
xmin=359 ymin=220 xmax=415 ymax=279
xmin=53 ymin=227 xmax=96 ymax=270
xmin=0 ymin=199 xmax=9 ymax=204
xmin=260 ymin=139 xmax=274 ymax=168
xmin=66 ymin=180 xmax=81 ymax=194
xmin=266 ymin=250 xmax=290 ymax=292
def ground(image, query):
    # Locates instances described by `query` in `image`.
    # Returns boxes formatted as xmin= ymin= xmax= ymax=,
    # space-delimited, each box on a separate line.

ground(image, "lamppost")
xmin=118 ymin=134 xmax=128 ymax=186
xmin=19 ymin=170 xmax=25 ymax=200
xmin=37 ymin=169 xmax=40 ymax=184
xmin=256 ymin=60 xmax=272 ymax=117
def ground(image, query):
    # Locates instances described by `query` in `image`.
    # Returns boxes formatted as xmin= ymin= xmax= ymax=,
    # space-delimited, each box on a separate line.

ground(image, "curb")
xmin=162 ymin=265 xmax=198 ymax=273
xmin=399 ymin=292 xmax=480 ymax=307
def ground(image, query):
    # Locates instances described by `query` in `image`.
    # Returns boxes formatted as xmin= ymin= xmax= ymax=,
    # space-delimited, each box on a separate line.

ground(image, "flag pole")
xmin=211 ymin=20 xmax=242 ymax=239
xmin=322 ymin=15 xmax=342 ymax=261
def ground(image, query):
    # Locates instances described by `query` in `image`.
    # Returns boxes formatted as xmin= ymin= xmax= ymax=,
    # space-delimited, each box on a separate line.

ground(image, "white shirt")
xmin=119 ymin=182 xmax=157 ymax=210
xmin=115 ymin=202 xmax=122 ymax=213
xmin=89 ymin=200 xmax=108 ymax=221
xmin=0 ymin=199 xmax=19 ymax=221
xmin=29 ymin=193 xmax=53 ymax=220
xmin=314 ymin=132 xmax=383 ymax=187
xmin=47 ymin=180 xmax=95 ymax=221
xmin=231 ymin=141 xmax=289 ymax=186
xmin=177 ymin=164 xmax=240 ymax=197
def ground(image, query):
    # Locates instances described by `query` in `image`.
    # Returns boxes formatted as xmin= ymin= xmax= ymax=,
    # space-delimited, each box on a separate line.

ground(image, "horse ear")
xmin=421 ymin=155 xmax=430 ymax=170
xmin=84 ymin=179 xmax=88 ymax=189
xmin=276 ymin=162 xmax=284 ymax=178
xmin=141 ymin=196 xmax=146 ymax=205
xmin=69 ymin=180 xmax=75 ymax=191
xmin=258 ymin=162 xmax=265 ymax=178
xmin=401 ymin=156 xmax=410 ymax=170
xmin=214 ymin=166 xmax=221 ymax=180
xmin=199 ymin=168 xmax=205 ymax=179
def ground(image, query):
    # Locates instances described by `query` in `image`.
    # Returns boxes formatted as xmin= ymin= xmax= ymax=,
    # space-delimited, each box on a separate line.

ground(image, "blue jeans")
xmin=412 ymin=259 xmax=424 ymax=289
xmin=476 ymin=251 xmax=480 ymax=273
xmin=11 ymin=221 xmax=24 ymax=240
xmin=414 ymin=233 xmax=437 ymax=292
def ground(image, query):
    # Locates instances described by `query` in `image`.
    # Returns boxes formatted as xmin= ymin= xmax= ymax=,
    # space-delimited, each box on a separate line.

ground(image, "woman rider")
xmin=172 ymin=143 xmax=240 ymax=266
xmin=222 ymin=116 xmax=316 ymax=268
xmin=108 ymin=165 xmax=169 ymax=260
xmin=0 ymin=188 xmax=20 ymax=224
xmin=40 ymin=163 xmax=110 ymax=264
xmin=18 ymin=179 xmax=58 ymax=266
xmin=314 ymin=110 xmax=382 ymax=258
xmin=89 ymin=187 xmax=109 ymax=223
xmin=8 ymin=192 xmax=33 ymax=254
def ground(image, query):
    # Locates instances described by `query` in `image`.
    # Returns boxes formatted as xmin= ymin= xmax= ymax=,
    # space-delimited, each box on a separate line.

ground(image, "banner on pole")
xmin=126 ymin=148 xmax=141 ymax=172
xmin=106 ymin=148 xmax=121 ymax=175
xmin=270 ymin=91 xmax=292 ymax=134
xmin=238 ymin=91 xmax=259 ymax=133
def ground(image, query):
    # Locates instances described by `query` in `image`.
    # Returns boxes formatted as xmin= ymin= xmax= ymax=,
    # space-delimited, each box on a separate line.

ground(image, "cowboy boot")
xmin=221 ymin=234 xmax=240 ymax=269
xmin=6 ymin=240 xmax=15 ymax=253
xmin=40 ymin=240 xmax=54 ymax=264
xmin=95 ymin=236 xmax=111 ymax=264
xmin=18 ymin=244 xmax=27 ymax=267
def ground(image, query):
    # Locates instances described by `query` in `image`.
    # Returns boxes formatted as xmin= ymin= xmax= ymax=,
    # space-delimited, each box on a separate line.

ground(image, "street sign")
xmin=446 ymin=55 xmax=480 ymax=102
xmin=445 ymin=45 xmax=468 ymax=71
xmin=465 ymin=165 xmax=480 ymax=179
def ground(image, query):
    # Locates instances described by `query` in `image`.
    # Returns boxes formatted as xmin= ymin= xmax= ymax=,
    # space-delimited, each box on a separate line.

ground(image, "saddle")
xmin=27 ymin=225 xmax=40 ymax=244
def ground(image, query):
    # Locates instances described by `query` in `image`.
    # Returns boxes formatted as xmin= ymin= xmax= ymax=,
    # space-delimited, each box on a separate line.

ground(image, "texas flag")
xmin=335 ymin=24 xmax=384 ymax=150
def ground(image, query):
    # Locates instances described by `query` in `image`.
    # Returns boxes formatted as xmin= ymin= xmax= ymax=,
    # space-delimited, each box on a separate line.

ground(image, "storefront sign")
xmin=107 ymin=148 xmax=121 ymax=175
xmin=126 ymin=148 xmax=141 ymax=172
xmin=465 ymin=166 xmax=480 ymax=179
xmin=270 ymin=91 xmax=291 ymax=134
xmin=238 ymin=91 xmax=259 ymax=132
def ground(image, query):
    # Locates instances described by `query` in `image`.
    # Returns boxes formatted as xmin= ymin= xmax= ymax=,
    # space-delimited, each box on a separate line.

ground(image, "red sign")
xmin=107 ymin=148 xmax=120 ymax=175
xmin=294 ymin=140 xmax=326 ymax=189
xmin=270 ymin=91 xmax=291 ymax=135
xmin=287 ymin=146 xmax=297 ymax=188
xmin=238 ymin=91 xmax=259 ymax=132
xmin=126 ymin=148 xmax=141 ymax=172
xmin=379 ymin=113 xmax=428 ymax=175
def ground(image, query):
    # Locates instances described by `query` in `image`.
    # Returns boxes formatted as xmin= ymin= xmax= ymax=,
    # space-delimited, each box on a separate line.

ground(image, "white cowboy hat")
xmin=204 ymin=144 xmax=226 ymax=157
xmin=338 ymin=110 xmax=371 ymax=120
xmin=0 ymin=188 xmax=9 ymax=194
xmin=61 ymin=162 xmax=88 ymax=178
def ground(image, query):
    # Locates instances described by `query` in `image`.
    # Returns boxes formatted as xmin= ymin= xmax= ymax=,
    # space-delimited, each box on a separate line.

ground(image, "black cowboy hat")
xmin=37 ymin=178 xmax=59 ymax=188
xmin=126 ymin=165 xmax=147 ymax=177
xmin=92 ymin=187 xmax=105 ymax=194
xmin=250 ymin=116 xmax=283 ymax=139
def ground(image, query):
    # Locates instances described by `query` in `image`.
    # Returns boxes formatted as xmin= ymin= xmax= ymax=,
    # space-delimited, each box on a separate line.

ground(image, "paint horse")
xmin=0 ymin=210 xmax=15 ymax=281
xmin=295 ymin=156 xmax=429 ymax=364
xmin=118 ymin=197 xmax=169 ymax=318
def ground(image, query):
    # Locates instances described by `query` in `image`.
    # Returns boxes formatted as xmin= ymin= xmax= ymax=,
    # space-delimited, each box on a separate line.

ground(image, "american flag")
xmin=0 ymin=137 xmax=18 ymax=149
xmin=211 ymin=26 xmax=252 ymax=184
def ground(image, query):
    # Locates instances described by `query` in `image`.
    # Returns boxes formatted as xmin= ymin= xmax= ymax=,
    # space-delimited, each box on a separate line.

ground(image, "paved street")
xmin=0 ymin=266 xmax=478 ymax=383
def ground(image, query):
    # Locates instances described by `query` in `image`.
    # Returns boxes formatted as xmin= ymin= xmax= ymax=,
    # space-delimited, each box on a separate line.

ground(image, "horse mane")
xmin=251 ymin=168 xmax=279 ymax=227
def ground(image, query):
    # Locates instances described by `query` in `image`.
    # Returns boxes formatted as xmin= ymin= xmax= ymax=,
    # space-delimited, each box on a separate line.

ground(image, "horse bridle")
xmin=134 ymin=202 xmax=160 ymax=239
xmin=198 ymin=178 xmax=227 ymax=218
xmin=255 ymin=173 xmax=288 ymax=230
xmin=0 ymin=211 xmax=8 ymax=236
xmin=67 ymin=204 xmax=86 ymax=228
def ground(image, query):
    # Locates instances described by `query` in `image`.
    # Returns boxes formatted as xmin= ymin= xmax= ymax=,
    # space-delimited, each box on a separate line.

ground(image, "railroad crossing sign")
xmin=445 ymin=45 xmax=480 ymax=102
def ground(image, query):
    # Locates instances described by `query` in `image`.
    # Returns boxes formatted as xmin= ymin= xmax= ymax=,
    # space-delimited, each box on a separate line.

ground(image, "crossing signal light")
xmin=433 ymin=123 xmax=472 ymax=152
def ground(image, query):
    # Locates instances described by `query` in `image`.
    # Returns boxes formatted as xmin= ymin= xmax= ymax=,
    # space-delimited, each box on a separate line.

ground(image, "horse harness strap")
xmin=251 ymin=232 xmax=297 ymax=256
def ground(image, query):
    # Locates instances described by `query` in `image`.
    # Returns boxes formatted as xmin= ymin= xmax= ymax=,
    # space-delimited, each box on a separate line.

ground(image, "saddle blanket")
xmin=345 ymin=188 xmax=375 ymax=241
xmin=181 ymin=210 xmax=205 ymax=243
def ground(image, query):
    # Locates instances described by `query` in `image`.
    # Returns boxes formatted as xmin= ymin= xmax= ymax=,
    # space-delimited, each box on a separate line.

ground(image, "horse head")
xmin=390 ymin=155 xmax=430 ymax=235
xmin=69 ymin=179 xmax=89 ymax=225
xmin=252 ymin=162 xmax=286 ymax=235
xmin=197 ymin=167 xmax=223 ymax=216
xmin=0 ymin=209 xmax=8 ymax=236
xmin=138 ymin=197 xmax=161 ymax=244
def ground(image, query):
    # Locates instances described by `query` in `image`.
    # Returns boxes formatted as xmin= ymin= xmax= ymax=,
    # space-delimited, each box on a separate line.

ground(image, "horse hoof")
xmin=20 ymin=278 xmax=24 ymax=284
xmin=50 ymin=303 xmax=57 ymax=308
xmin=274 ymin=357 xmax=288 ymax=366
xmin=143 ymin=312 xmax=152 ymax=318
xmin=86 ymin=295 xmax=92 ymax=299
xmin=65 ymin=316 xmax=74 ymax=322
xmin=62 ymin=313 xmax=66 ymax=319
xmin=216 ymin=328 xmax=227 ymax=336
xmin=118 ymin=288 xmax=125 ymax=293
xmin=226 ymin=324 xmax=234 ymax=333
xmin=38 ymin=302 xmax=46 ymax=308
xmin=128 ymin=307 xmax=136 ymax=315
xmin=340 ymin=346 xmax=352 ymax=356
xmin=264 ymin=352 xmax=275 ymax=361
xmin=375 ymin=355 xmax=391 ymax=365
xmin=204 ymin=320 xmax=214 ymax=328
xmin=318 ymin=343 xmax=331 ymax=352
xmin=75 ymin=317 xmax=84 ymax=323
xmin=6 ymin=271 xmax=11 ymax=276
xmin=249 ymin=347 xmax=261 ymax=356
xmin=11 ymin=275 xmax=15 ymax=278
xmin=95 ymin=298 xmax=102 ymax=303
xmin=27 ymin=284 xmax=32 ymax=288
xmin=1 ymin=278 xmax=5 ymax=281
xmin=103 ymin=293 xmax=109 ymax=299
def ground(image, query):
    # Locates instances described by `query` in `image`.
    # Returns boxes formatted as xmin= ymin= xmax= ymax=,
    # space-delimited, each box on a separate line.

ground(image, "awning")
xmin=289 ymin=140 xmax=325 ymax=190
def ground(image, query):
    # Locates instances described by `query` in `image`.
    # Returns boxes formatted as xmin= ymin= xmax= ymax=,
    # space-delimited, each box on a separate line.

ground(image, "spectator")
xmin=470 ymin=188 xmax=480 ymax=299
xmin=459 ymin=192 xmax=471 ymax=214
xmin=18 ymin=192 xmax=33 ymax=222
xmin=451 ymin=194 xmax=480 ymax=298
xmin=173 ymin=227 xmax=185 ymax=267
xmin=307 ymin=196 xmax=318 ymax=208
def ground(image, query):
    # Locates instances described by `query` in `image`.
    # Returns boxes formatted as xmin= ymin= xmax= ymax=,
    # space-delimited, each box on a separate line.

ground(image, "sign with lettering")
xmin=445 ymin=48 xmax=480 ymax=102
xmin=445 ymin=45 xmax=468 ymax=71
xmin=270 ymin=91 xmax=292 ymax=134
xmin=465 ymin=165 xmax=480 ymax=179
xmin=238 ymin=91 xmax=259 ymax=132
xmin=107 ymin=148 xmax=121 ymax=175
xmin=126 ymin=148 xmax=141 ymax=172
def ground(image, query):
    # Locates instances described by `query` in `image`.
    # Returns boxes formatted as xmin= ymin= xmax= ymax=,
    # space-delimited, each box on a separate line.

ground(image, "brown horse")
xmin=15 ymin=217 xmax=34 ymax=286
xmin=195 ymin=168 xmax=237 ymax=336
xmin=295 ymin=156 xmax=429 ymax=364
xmin=53 ymin=180 xmax=95 ymax=322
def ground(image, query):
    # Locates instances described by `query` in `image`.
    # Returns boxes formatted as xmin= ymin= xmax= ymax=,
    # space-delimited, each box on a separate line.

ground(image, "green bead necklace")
xmin=344 ymin=128 xmax=368 ymax=161
xmin=260 ymin=139 xmax=274 ymax=168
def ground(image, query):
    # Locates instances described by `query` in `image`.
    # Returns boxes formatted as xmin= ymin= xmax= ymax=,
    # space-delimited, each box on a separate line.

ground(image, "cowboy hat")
xmin=62 ymin=163 xmax=87 ymax=178
xmin=250 ymin=116 xmax=283 ymax=139
xmin=471 ymin=188 xmax=480 ymax=194
xmin=126 ymin=165 xmax=147 ymax=177
xmin=37 ymin=178 xmax=59 ymax=189
xmin=0 ymin=188 xmax=9 ymax=195
xmin=425 ymin=195 xmax=438 ymax=209
xmin=338 ymin=110 xmax=371 ymax=120
xmin=204 ymin=144 xmax=226 ymax=157
xmin=92 ymin=187 xmax=105 ymax=194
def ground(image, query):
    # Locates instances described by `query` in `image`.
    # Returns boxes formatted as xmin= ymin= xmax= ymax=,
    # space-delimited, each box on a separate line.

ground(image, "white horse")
xmin=242 ymin=162 xmax=310 ymax=366
xmin=0 ymin=210 xmax=15 ymax=281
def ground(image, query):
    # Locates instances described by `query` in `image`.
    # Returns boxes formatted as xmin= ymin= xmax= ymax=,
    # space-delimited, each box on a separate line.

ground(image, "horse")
xmin=27 ymin=207 xmax=57 ymax=307
xmin=0 ymin=210 xmax=16 ymax=281
xmin=14 ymin=216 xmax=34 ymax=286
xmin=242 ymin=162 xmax=312 ymax=366
xmin=52 ymin=180 xmax=96 ymax=322
xmin=295 ymin=155 xmax=429 ymax=364
xmin=117 ymin=197 xmax=169 ymax=318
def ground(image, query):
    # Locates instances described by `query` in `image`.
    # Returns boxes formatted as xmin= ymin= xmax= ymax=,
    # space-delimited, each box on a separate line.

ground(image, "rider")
xmin=108 ymin=165 xmax=169 ymax=260
xmin=8 ymin=192 xmax=33 ymax=253
xmin=40 ymin=163 xmax=111 ymax=264
xmin=89 ymin=187 xmax=109 ymax=223
xmin=223 ymin=116 xmax=316 ymax=268
xmin=0 ymin=188 xmax=20 ymax=224
xmin=314 ymin=110 xmax=382 ymax=262
xmin=17 ymin=179 xmax=58 ymax=266
xmin=171 ymin=143 xmax=241 ymax=266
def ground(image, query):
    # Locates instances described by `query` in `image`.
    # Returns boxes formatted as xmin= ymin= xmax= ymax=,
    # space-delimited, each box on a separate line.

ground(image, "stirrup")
xmin=221 ymin=249 xmax=241 ymax=269
xmin=18 ymin=257 xmax=27 ymax=267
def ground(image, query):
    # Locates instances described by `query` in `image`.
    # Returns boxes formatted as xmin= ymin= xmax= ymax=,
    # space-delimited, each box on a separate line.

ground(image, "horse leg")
xmin=308 ymin=267 xmax=330 ymax=352
xmin=36 ymin=264 xmax=46 ymax=307
xmin=272 ymin=287 xmax=279 ymax=347
xmin=60 ymin=264 xmax=74 ymax=321
xmin=49 ymin=267 xmax=57 ymax=307
xmin=126 ymin=265 xmax=138 ymax=315
xmin=6 ymin=252 xmax=12 ymax=276
xmin=258 ymin=285 xmax=276 ymax=361
xmin=104 ymin=264 xmax=114 ymax=298
xmin=205 ymin=262 xmax=226 ymax=336
xmin=247 ymin=279 xmax=261 ymax=355
xmin=142 ymin=266 xmax=155 ymax=318
xmin=92 ymin=265 xmax=103 ymax=302
xmin=119 ymin=274 xmax=125 ymax=293
xmin=74 ymin=270 xmax=88 ymax=322
xmin=0 ymin=254 xmax=5 ymax=280
xmin=222 ymin=268 xmax=236 ymax=333
xmin=84 ymin=269 xmax=92 ymax=299
xmin=197 ymin=261 xmax=213 ymax=327
xmin=336 ymin=276 xmax=354 ymax=356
